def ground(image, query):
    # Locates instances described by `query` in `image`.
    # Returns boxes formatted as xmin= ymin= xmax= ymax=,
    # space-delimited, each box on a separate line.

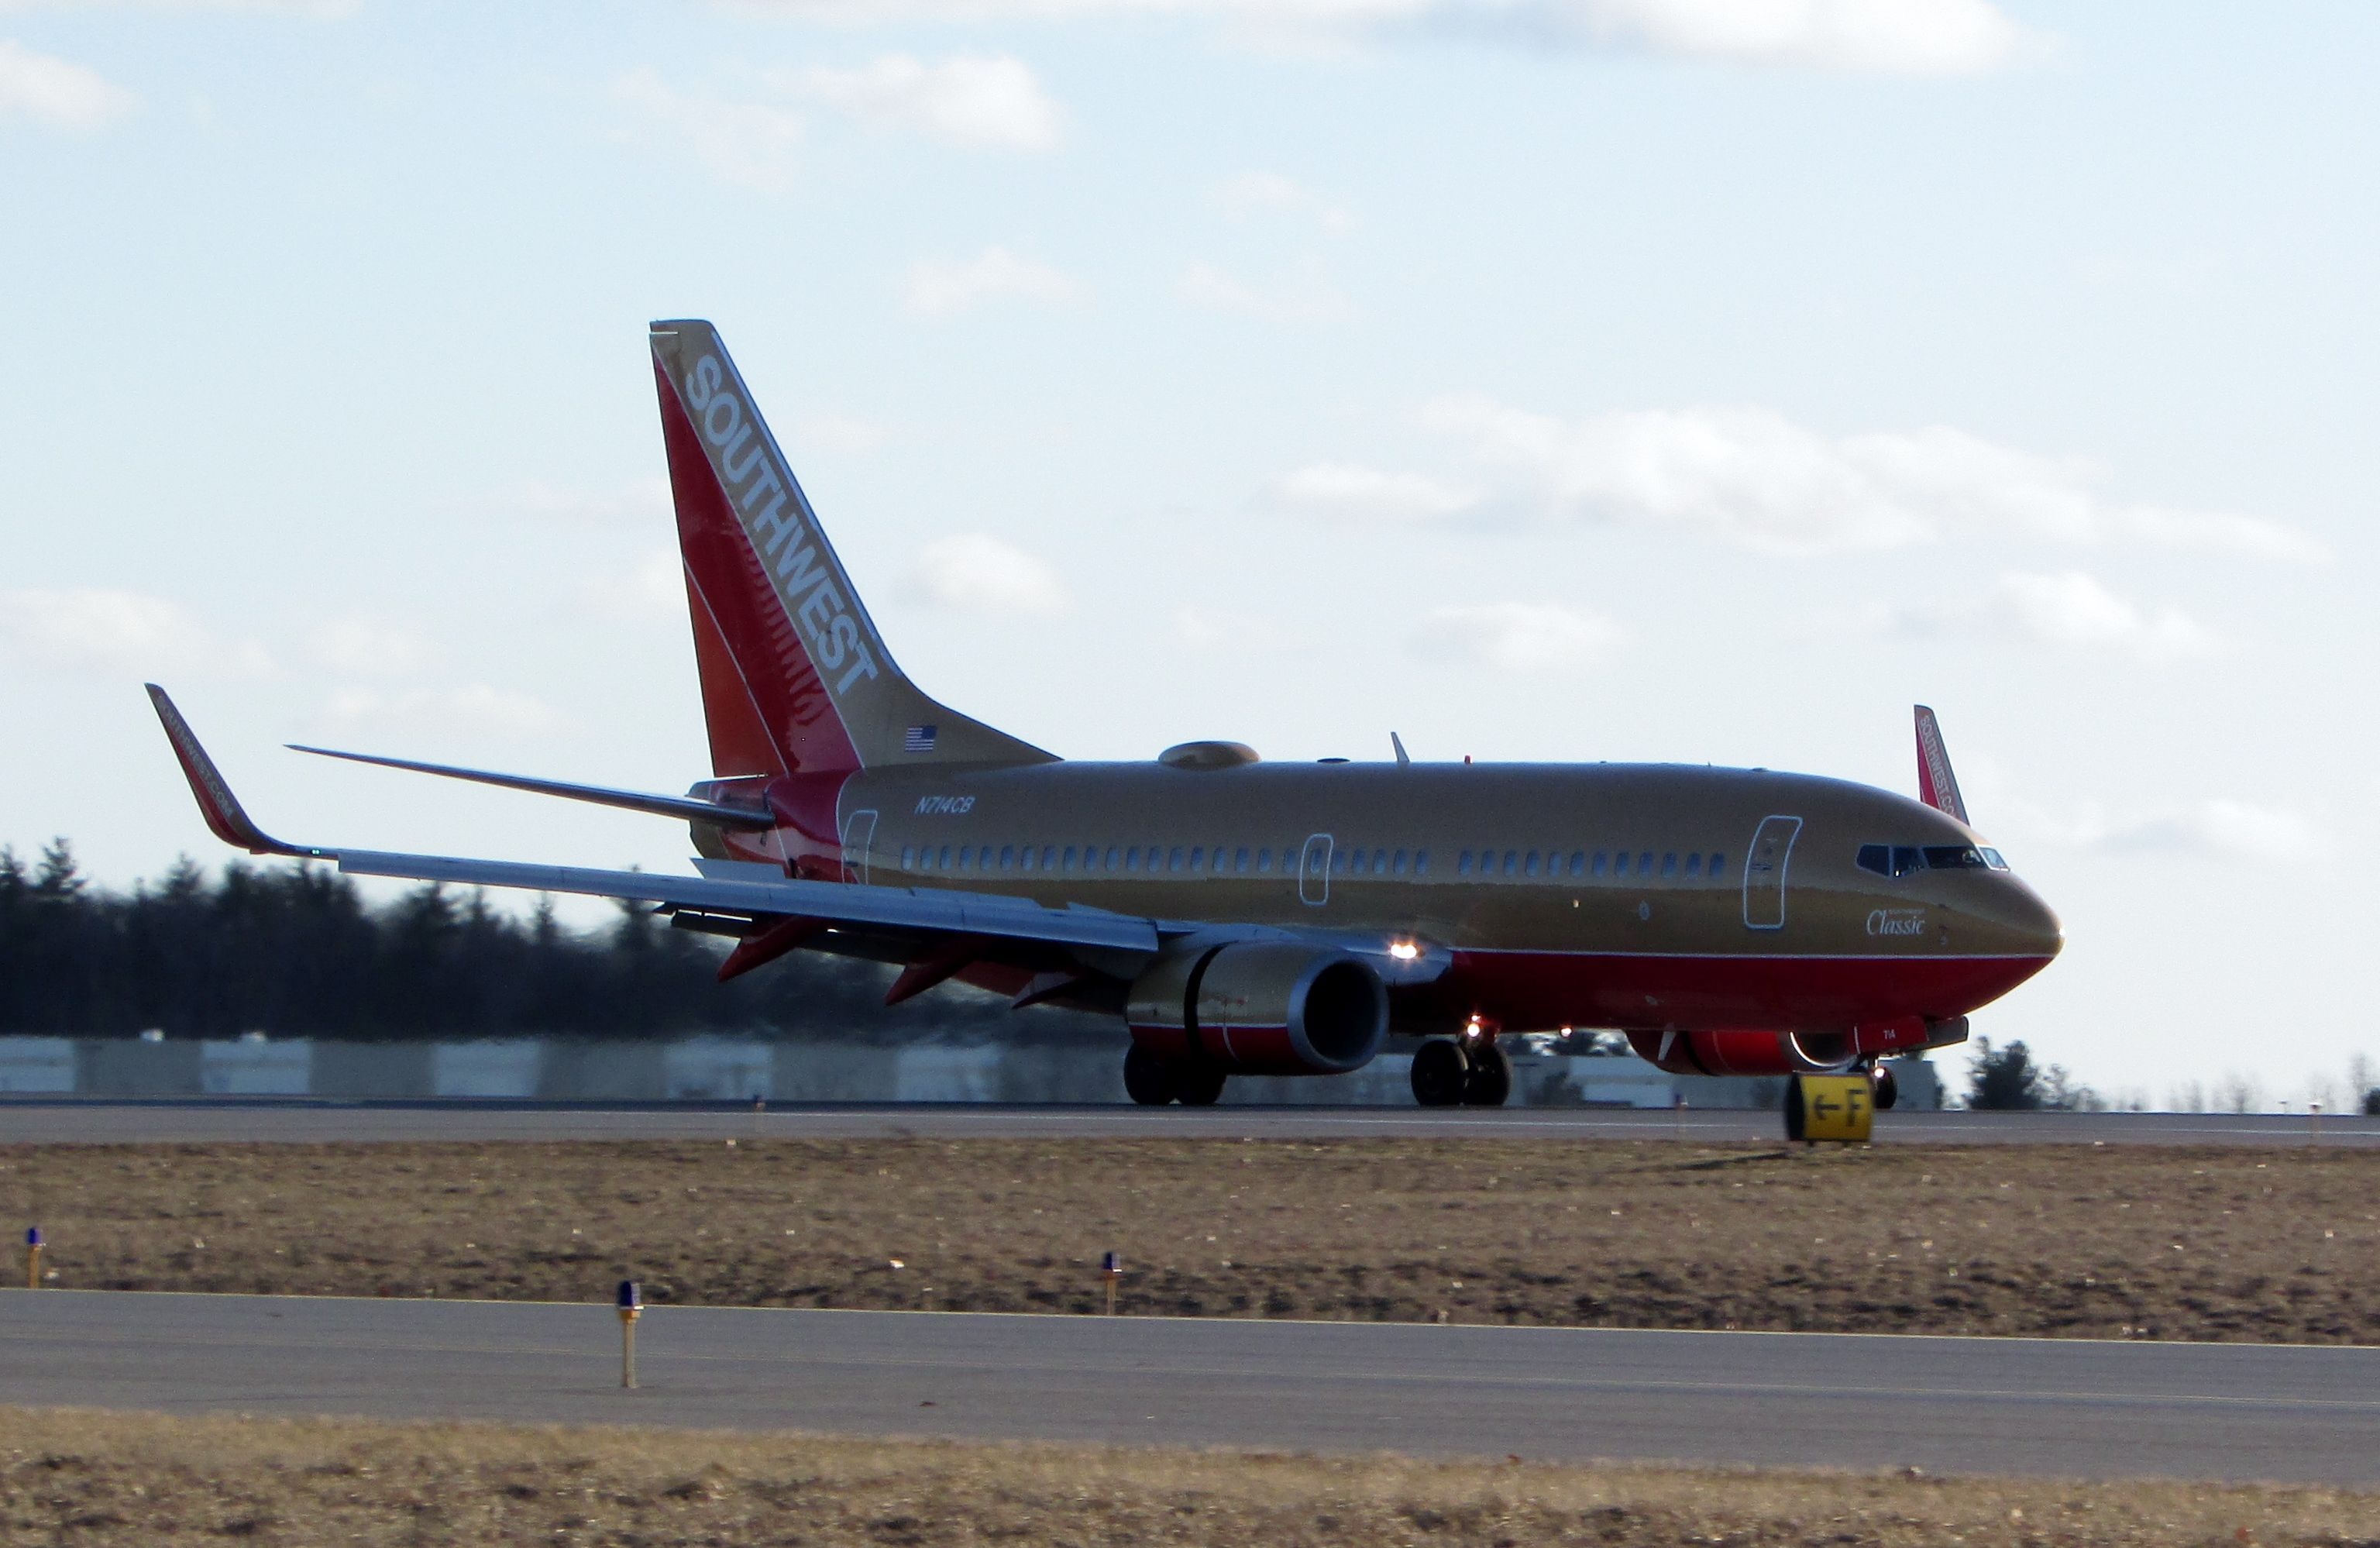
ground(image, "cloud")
xmin=734 ymin=0 xmax=2033 ymax=74
xmin=1990 ymin=570 xmax=2217 ymax=662
xmin=1556 ymin=0 xmax=2026 ymax=74
xmin=307 ymin=619 xmax=436 ymax=677
xmin=1275 ymin=463 xmax=1477 ymax=523
xmin=0 ymin=40 xmax=134 ymax=129
xmin=0 ymin=587 xmax=270 ymax=677
xmin=320 ymin=685 xmax=565 ymax=739
xmin=2045 ymin=799 xmax=2313 ymax=864
xmin=913 ymin=533 xmax=1070 ymax=614
xmin=1425 ymin=601 xmax=1621 ymax=673
xmin=782 ymin=53 xmax=1061 ymax=150
xmin=1876 ymin=570 xmax=2219 ymax=664
xmin=796 ymin=413 xmax=892 ymax=453
xmin=1173 ymin=605 xmax=1307 ymax=654
xmin=578 ymin=548 xmax=686 ymax=623
xmin=1176 ymin=259 xmax=1353 ymax=323
xmin=1363 ymin=399 xmax=2327 ymax=560
xmin=1212 ymin=170 xmax=1350 ymax=230
xmin=904 ymin=246 xmax=1082 ymax=316
xmin=613 ymin=67 xmax=804 ymax=192
xmin=510 ymin=478 xmax=672 ymax=525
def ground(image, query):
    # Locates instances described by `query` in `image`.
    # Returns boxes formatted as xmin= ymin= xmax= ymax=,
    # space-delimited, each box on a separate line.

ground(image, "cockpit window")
xmin=1980 ymin=848 xmax=2010 ymax=871
xmin=1924 ymin=845 xmax=1989 ymax=870
xmin=1857 ymin=844 xmax=1932 ymax=878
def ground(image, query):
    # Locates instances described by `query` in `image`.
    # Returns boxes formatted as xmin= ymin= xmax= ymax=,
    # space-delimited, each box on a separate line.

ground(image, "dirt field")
xmin=2 ymin=1137 xmax=2376 ymax=1342
xmin=5 ymin=1406 xmax=2377 ymax=1548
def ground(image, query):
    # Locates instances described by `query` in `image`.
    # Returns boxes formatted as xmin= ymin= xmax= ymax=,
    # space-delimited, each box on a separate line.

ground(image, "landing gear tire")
xmin=1123 ymin=1045 xmax=1177 ymax=1106
xmin=1175 ymin=1062 xmax=1228 ymax=1107
xmin=1870 ymin=1062 xmax=1898 ymax=1112
xmin=1411 ymin=1037 xmax=1470 ymax=1107
xmin=1462 ymin=1041 xmax=1513 ymax=1107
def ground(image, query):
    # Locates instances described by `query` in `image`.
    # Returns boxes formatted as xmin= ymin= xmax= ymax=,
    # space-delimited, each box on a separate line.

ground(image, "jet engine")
xmin=1126 ymin=942 xmax=1388 ymax=1075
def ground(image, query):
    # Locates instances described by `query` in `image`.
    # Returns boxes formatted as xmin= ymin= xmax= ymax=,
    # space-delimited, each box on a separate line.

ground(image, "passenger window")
xmin=1684 ymin=853 xmax=1701 ymax=877
xmin=999 ymin=845 xmax=1016 ymax=870
xmin=956 ymin=848 xmax=972 ymax=871
xmin=1061 ymin=846 xmax=1076 ymax=871
xmin=936 ymin=846 xmax=950 ymax=870
xmin=901 ymin=845 xmax=915 ymax=869
xmin=1639 ymin=851 xmax=1654 ymax=875
xmin=1168 ymin=846 xmax=1185 ymax=872
xmin=1188 ymin=847 xmax=1204 ymax=872
xmin=1392 ymin=849 xmax=1408 ymax=875
xmin=1351 ymin=849 xmax=1367 ymax=876
xmin=1661 ymin=852 xmax=1677 ymax=877
xmin=1568 ymin=851 xmax=1584 ymax=876
xmin=1040 ymin=845 xmax=1056 ymax=870
xmin=1023 ymin=847 xmax=1039 ymax=873
xmin=1502 ymin=850 xmax=1518 ymax=876
xmin=1124 ymin=848 xmax=1140 ymax=872
xmin=1591 ymin=851 xmax=1607 ymax=877
xmin=1415 ymin=851 xmax=1429 ymax=875
xmin=1257 ymin=848 xmax=1272 ymax=873
xmin=1234 ymin=846 xmax=1250 ymax=872
xmin=1611 ymin=851 xmax=1629 ymax=878
xmin=1709 ymin=853 xmax=1727 ymax=879
xmin=1525 ymin=851 xmax=1541 ymax=878
xmin=1459 ymin=851 xmax=1474 ymax=876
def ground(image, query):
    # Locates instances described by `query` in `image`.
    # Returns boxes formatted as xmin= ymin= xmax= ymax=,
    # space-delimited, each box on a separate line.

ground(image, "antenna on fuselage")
xmin=1391 ymin=732 xmax=1411 ymax=768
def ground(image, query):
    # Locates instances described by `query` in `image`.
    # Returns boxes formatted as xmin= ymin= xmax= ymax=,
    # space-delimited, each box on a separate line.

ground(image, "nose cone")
xmin=1984 ymin=875 xmax=2064 ymax=961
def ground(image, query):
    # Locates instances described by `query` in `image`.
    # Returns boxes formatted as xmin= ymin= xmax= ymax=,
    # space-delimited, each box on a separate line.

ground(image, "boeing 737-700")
xmin=150 ymin=318 xmax=2063 ymax=1109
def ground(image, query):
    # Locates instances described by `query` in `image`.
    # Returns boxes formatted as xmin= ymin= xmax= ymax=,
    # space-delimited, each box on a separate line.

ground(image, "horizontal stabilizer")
xmin=287 ymin=744 xmax=777 ymax=829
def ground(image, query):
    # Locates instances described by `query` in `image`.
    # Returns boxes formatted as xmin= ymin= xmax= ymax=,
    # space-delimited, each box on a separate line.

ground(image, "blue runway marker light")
xmin=25 ymin=1226 xmax=43 ymax=1290
xmin=26 ymin=1227 xmax=40 ymax=1248
xmin=617 ymin=1279 xmax=641 ymax=1311
xmin=1101 ymin=1250 xmax=1122 ymax=1314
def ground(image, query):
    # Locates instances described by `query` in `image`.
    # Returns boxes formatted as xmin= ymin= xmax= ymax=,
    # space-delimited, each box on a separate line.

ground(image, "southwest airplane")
xmin=149 ymin=320 xmax=2063 ymax=1109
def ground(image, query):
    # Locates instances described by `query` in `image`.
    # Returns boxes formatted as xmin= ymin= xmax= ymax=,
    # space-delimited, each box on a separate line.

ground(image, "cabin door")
xmin=1298 ymin=833 xmax=1334 ymax=906
xmin=840 ymin=809 xmax=879 ymax=884
xmin=1741 ymin=814 xmax=1802 ymax=931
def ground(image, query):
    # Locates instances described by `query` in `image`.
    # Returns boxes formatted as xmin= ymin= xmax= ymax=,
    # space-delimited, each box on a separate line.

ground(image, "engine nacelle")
xmin=1627 ymin=1016 xmax=1972 ymax=1076
xmin=1126 ymin=942 xmax=1388 ymax=1075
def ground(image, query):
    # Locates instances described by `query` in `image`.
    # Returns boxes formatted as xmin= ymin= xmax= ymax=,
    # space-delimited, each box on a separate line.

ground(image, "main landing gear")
xmin=1869 ymin=1060 xmax=1899 ymax=1112
xmin=1123 ymin=1045 xmax=1227 ymax=1107
xmin=1410 ymin=1034 xmax=1512 ymax=1108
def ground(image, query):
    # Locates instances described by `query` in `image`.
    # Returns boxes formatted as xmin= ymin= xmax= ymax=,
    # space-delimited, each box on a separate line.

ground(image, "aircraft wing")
xmin=147 ymin=684 xmax=1158 ymax=958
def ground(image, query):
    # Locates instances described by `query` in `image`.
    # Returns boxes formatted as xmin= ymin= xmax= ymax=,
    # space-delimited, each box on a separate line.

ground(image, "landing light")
xmin=1388 ymin=941 xmax=1420 ymax=961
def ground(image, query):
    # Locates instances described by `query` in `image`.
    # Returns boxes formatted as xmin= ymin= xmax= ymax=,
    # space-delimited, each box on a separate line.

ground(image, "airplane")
xmin=148 ymin=318 xmax=2063 ymax=1110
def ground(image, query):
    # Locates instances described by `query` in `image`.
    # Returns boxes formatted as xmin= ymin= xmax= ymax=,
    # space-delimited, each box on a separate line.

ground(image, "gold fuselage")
xmin=710 ymin=759 xmax=2062 ymax=1036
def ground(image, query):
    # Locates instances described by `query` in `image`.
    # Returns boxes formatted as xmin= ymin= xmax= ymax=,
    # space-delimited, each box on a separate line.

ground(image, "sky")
xmin=2 ymin=0 xmax=2374 ymax=1105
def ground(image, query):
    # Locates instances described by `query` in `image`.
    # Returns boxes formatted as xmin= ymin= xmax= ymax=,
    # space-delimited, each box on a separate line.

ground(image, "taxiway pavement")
xmin=2 ymin=1099 xmax=2375 ymax=1147
xmin=3 ymin=1291 xmax=2375 ymax=1483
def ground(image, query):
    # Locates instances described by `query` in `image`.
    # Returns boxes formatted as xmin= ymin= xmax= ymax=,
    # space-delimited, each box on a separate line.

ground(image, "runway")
xmin=2 ymin=1099 xmax=2375 ymax=1146
xmin=4 ymin=1291 xmax=2375 ymax=1484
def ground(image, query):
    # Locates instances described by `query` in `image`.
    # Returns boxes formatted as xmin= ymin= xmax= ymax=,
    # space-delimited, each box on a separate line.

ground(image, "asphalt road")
xmin=2 ymin=1099 xmax=2375 ymax=1146
xmin=4 ymin=1291 xmax=2376 ymax=1484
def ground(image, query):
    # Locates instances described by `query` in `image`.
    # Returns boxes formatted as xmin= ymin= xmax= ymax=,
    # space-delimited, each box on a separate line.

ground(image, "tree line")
xmin=0 ymin=841 xmax=1093 ymax=1043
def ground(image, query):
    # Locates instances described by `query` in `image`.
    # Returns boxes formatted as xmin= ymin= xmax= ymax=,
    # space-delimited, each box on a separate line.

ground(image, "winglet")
xmin=1913 ymin=704 xmax=1969 ymax=825
xmin=145 ymin=686 xmax=313 ymax=857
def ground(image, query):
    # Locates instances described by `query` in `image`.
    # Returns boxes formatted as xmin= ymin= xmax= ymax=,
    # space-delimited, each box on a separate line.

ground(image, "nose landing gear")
xmin=1868 ymin=1059 xmax=1898 ymax=1112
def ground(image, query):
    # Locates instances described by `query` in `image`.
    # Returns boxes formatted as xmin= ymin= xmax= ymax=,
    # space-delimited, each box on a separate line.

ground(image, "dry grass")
xmin=5 ymin=1405 xmax=2378 ymax=1547
xmin=2 ymin=1138 xmax=2376 ymax=1341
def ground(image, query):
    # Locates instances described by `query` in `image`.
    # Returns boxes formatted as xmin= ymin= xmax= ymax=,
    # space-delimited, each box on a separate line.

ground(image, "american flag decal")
xmin=903 ymin=724 xmax=938 ymax=753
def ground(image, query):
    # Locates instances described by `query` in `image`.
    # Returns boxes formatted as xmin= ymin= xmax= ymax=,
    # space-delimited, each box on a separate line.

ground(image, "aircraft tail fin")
xmin=647 ymin=318 xmax=1056 ymax=778
xmin=1913 ymin=704 xmax=1970 ymax=825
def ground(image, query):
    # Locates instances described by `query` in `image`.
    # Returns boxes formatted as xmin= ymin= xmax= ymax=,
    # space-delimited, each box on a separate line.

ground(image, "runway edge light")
xmin=1102 ymin=1250 xmax=1122 ymax=1316
xmin=617 ymin=1279 xmax=642 ymax=1389
xmin=26 ymin=1226 xmax=42 ymax=1290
